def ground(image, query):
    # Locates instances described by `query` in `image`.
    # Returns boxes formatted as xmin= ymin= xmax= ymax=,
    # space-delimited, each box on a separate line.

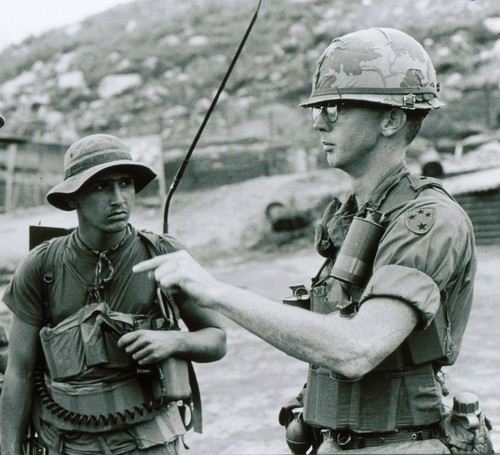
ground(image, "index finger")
xmin=132 ymin=253 xmax=172 ymax=273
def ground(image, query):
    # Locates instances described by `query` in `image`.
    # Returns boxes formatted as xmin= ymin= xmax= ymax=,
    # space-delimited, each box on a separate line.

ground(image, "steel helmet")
xmin=300 ymin=27 xmax=442 ymax=110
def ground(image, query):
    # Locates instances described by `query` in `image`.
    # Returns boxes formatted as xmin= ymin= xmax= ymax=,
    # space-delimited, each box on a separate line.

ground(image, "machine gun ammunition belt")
xmin=34 ymin=368 xmax=172 ymax=433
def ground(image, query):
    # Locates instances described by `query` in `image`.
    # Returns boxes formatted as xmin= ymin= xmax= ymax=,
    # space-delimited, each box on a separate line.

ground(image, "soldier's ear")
xmin=380 ymin=108 xmax=407 ymax=138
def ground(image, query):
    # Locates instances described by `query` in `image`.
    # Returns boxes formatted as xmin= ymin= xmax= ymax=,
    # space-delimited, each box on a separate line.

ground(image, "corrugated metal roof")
xmin=442 ymin=167 xmax=500 ymax=195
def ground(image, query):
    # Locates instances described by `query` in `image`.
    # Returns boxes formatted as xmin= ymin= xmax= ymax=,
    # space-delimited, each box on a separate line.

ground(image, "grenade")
xmin=330 ymin=209 xmax=385 ymax=287
xmin=316 ymin=429 xmax=338 ymax=454
xmin=285 ymin=408 xmax=313 ymax=454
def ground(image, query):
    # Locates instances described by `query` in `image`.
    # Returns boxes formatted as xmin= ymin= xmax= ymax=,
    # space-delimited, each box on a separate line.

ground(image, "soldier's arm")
xmin=118 ymin=294 xmax=227 ymax=365
xmin=177 ymin=296 xmax=227 ymax=361
xmin=174 ymin=284 xmax=417 ymax=377
xmin=0 ymin=314 xmax=41 ymax=453
xmin=132 ymin=251 xmax=418 ymax=378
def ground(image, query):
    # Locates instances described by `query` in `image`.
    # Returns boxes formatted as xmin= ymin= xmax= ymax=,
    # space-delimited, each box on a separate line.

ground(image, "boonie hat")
xmin=47 ymin=134 xmax=157 ymax=211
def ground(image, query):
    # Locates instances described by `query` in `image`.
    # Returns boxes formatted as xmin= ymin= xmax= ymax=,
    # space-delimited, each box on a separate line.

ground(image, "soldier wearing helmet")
xmin=127 ymin=29 xmax=488 ymax=453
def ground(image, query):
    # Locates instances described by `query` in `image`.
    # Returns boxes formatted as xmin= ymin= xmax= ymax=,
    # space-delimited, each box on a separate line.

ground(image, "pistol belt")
xmin=322 ymin=425 xmax=439 ymax=450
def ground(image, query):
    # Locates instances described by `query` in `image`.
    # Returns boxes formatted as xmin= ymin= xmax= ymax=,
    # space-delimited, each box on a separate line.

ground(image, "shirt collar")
xmin=337 ymin=161 xmax=409 ymax=217
xmin=368 ymin=161 xmax=410 ymax=211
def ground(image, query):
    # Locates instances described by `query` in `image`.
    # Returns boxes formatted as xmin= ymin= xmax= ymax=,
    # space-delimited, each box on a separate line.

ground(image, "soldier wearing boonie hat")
xmin=123 ymin=28 xmax=489 ymax=454
xmin=1 ymin=134 xmax=227 ymax=454
xmin=46 ymin=133 xmax=156 ymax=211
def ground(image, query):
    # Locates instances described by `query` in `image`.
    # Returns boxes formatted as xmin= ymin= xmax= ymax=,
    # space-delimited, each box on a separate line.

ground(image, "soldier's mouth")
xmin=108 ymin=211 xmax=128 ymax=220
xmin=322 ymin=142 xmax=335 ymax=152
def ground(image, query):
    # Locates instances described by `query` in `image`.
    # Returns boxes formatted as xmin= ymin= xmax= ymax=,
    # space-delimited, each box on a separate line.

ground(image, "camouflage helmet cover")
xmin=300 ymin=27 xmax=442 ymax=110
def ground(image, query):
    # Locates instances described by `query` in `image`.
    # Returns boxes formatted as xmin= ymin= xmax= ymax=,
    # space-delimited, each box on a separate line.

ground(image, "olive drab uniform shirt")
xmin=304 ymin=161 xmax=476 ymax=432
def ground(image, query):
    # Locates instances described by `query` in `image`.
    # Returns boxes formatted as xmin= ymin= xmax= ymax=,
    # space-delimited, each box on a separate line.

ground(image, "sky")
xmin=0 ymin=0 xmax=134 ymax=51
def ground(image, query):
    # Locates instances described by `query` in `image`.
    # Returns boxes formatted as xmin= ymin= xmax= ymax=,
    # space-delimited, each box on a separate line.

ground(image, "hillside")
xmin=0 ymin=0 xmax=498 ymax=150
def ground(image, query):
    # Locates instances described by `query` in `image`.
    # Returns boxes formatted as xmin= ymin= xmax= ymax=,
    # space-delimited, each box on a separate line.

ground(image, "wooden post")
xmin=4 ymin=143 xmax=17 ymax=213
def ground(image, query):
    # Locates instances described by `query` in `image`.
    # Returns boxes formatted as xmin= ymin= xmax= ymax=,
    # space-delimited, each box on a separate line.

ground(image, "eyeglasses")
xmin=311 ymin=105 xmax=340 ymax=124
xmin=311 ymin=102 xmax=389 ymax=124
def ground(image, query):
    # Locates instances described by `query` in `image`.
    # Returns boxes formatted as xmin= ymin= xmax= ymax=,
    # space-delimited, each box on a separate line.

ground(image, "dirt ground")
xmin=0 ymin=171 xmax=499 ymax=453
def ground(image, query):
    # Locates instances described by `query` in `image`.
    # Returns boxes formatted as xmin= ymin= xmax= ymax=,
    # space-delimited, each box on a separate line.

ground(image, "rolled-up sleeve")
xmin=361 ymin=264 xmax=441 ymax=329
xmin=360 ymin=192 xmax=475 ymax=329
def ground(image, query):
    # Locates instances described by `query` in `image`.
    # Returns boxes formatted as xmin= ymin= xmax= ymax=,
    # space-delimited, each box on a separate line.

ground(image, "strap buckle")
xmin=403 ymin=94 xmax=417 ymax=109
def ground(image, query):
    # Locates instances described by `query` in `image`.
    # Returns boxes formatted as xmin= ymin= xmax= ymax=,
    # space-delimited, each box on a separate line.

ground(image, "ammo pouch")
xmin=304 ymin=362 xmax=442 ymax=432
xmin=36 ymin=302 xmax=193 ymax=433
xmin=39 ymin=302 xmax=137 ymax=380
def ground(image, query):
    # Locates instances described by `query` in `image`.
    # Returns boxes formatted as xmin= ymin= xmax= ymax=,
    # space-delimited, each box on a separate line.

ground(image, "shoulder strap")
xmin=380 ymin=174 xmax=450 ymax=218
xmin=406 ymin=174 xmax=450 ymax=196
xmin=137 ymin=230 xmax=182 ymax=328
xmin=137 ymin=229 xmax=162 ymax=255
xmin=137 ymin=229 xmax=203 ymax=433
xmin=41 ymin=235 xmax=70 ymax=327
xmin=137 ymin=229 xmax=180 ymax=255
